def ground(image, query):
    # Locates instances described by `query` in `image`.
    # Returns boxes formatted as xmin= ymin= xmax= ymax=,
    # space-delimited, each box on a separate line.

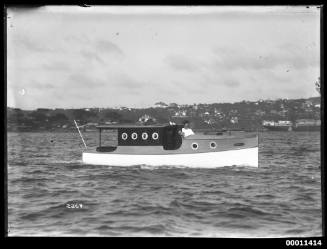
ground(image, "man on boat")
xmin=180 ymin=120 xmax=194 ymax=137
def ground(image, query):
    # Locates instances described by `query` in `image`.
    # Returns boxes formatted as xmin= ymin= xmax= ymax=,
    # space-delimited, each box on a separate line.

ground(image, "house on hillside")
xmin=138 ymin=114 xmax=157 ymax=124
xmin=255 ymin=109 xmax=266 ymax=116
xmin=173 ymin=110 xmax=188 ymax=118
xmin=119 ymin=106 xmax=131 ymax=111
xmin=155 ymin=102 xmax=168 ymax=108
xmin=230 ymin=116 xmax=238 ymax=124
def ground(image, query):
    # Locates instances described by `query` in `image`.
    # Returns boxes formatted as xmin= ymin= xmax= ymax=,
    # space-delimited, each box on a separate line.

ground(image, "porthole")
xmin=122 ymin=133 xmax=128 ymax=140
xmin=142 ymin=132 xmax=148 ymax=140
xmin=210 ymin=141 xmax=217 ymax=149
xmin=152 ymin=132 xmax=159 ymax=140
xmin=131 ymin=132 xmax=138 ymax=140
xmin=191 ymin=142 xmax=198 ymax=150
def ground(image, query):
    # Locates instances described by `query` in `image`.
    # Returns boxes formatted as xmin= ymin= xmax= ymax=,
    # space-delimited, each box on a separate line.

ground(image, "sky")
xmin=7 ymin=6 xmax=321 ymax=109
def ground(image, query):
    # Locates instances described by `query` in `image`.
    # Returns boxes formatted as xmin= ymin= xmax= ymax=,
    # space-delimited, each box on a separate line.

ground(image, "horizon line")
xmin=7 ymin=95 xmax=321 ymax=111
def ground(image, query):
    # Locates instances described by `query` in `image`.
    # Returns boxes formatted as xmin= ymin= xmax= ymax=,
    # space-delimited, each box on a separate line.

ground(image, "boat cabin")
xmin=96 ymin=124 xmax=183 ymax=152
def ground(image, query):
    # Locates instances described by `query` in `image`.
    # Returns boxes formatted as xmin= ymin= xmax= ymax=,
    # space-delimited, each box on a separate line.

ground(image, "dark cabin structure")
xmin=96 ymin=124 xmax=183 ymax=152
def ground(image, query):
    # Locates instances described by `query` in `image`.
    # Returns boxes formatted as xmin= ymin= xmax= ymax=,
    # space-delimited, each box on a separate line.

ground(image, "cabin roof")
xmin=96 ymin=124 xmax=173 ymax=129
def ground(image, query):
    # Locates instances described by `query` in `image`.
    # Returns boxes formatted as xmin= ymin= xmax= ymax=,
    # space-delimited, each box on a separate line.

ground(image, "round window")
xmin=131 ymin=132 xmax=138 ymax=140
xmin=122 ymin=133 xmax=128 ymax=140
xmin=191 ymin=142 xmax=198 ymax=150
xmin=152 ymin=132 xmax=159 ymax=140
xmin=210 ymin=141 xmax=217 ymax=149
xmin=142 ymin=132 xmax=148 ymax=140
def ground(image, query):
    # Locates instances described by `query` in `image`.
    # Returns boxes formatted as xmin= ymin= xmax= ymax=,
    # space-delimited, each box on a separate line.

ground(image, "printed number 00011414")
xmin=286 ymin=240 xmax=322 ymax=246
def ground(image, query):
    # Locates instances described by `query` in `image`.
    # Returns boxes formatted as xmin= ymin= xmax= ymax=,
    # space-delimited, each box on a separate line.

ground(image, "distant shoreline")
xmin=7 ymin=96 xmax=321 ymax=133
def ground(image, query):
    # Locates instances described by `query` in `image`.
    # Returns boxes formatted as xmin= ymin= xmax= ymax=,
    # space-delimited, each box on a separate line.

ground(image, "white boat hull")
xmin=82 ymin=147 xmax=258 ymax=168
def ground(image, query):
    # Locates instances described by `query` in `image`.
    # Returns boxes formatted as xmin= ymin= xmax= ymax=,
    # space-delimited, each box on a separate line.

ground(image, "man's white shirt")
xmin=182 ymin=128 xmax=194 ymax=137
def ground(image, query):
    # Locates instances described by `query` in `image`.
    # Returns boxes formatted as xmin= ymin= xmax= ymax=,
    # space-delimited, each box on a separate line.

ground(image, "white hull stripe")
xmin=82 ymin=147 xmax=258 ymax=168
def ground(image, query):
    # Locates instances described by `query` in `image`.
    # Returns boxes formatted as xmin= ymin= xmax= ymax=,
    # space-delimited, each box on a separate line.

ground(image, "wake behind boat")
xmin=81 ymin=124 xmax=259 ymax=168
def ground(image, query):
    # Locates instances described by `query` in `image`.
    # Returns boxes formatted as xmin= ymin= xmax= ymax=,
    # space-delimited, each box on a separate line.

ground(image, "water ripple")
xmin=7 ymin=131 xmax=322 ymax=237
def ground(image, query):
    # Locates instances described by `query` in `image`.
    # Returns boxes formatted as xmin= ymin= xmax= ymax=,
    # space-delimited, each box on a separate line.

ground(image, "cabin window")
xmin=210 ymin=142 xmax=217 ymax=149
xmin=131 ymin=132 xmax=138 ymax=140
xmin=152 ymin=132 xmax=159 ymax=140
xmin=234 ymin=142 xmax=245 ymax=146
xmin=142 ymin=132 xmax=148 ymax=140
xmin=122 ymin=133 xmax=128 ymax=140
xmin=191 ymin=142 xmax=198 ymax=150
xmin=99 ymin=129 xmax=118 ymax=148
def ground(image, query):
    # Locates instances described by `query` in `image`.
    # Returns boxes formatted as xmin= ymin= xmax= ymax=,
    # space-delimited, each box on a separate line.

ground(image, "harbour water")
xmin=7 ymin=131 xmax=322 ymax=237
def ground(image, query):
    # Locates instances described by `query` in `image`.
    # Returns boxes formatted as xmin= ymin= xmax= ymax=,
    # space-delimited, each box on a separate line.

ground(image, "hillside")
xmin=7 ymin=97 xmax=321 ymax=132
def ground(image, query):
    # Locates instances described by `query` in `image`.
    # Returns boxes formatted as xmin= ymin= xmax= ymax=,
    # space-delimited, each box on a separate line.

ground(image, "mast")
xmin=74 ymin=120 xmax=87 ymax=149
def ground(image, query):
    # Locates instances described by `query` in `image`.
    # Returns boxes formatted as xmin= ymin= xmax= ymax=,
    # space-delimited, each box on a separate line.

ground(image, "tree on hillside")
xmin=49 ymin=113 xmax=69 ymax=125
xmin=315 ymin=77 xmax=320 ymax=95
xmin=7 ymin=109 xmax=24 ymax=123
xmin=104 ymin=111 xmax=122 ymax=121
xmin=72 ymin=109 xmax=97 ymax=123
xmin=30 ymin=111 xmax=47 ymax=122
